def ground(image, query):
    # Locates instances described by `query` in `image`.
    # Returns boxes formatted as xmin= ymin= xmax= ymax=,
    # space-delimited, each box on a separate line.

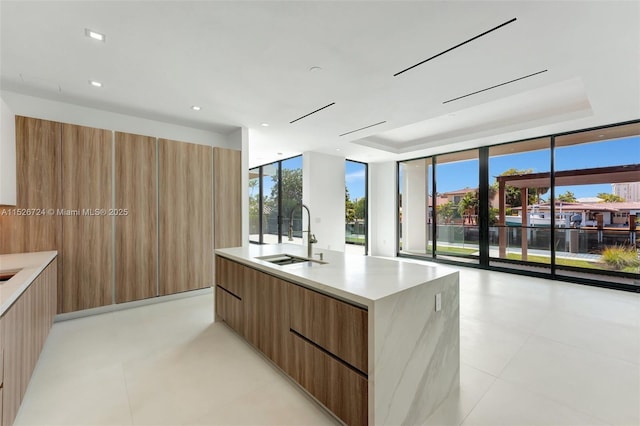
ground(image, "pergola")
xmin=495 ymin=164 xmax=640 ymax=259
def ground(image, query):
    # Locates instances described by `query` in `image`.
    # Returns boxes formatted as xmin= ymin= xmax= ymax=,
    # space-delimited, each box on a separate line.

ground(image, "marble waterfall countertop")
xmin=216 ymin=244 xmax=460 ymax=424
xmin=215 ymin=243 xmax=458 ymax=308
xmin=0 ymin=251 xmax=57 ymax=315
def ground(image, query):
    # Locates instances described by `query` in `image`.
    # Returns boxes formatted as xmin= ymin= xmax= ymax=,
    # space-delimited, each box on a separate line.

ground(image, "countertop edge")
xmin=0 ymin=251 xmax=58 ymax=316
xmin=215 ymin=246 xmax=459 ymax=309
xmin=215 ymin=249 xmax=374 ymax=308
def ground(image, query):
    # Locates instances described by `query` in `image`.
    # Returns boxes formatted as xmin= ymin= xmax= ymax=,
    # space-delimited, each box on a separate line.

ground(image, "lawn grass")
xmin=345 ymin=236 xmax=365 ymax=245
xmin=505 ymin=253 xmax=602 ymax=270
xmin=434 ymin=246 xmax=478 ymax=255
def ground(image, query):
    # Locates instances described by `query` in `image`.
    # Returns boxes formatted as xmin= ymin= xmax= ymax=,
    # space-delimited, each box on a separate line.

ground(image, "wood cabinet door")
xmin=290 ymin=332 xmax=368 ymax=426
xmin=254 ymin=271 xmax=291 ymax=372
xmin=159 ymin=139 xmax=212 ymax=295
xmin=61 ymin=124 xmax=113 ymax=312
xmin=215 ymin=286 xmax=243 ymax=334
xmin=0 ymin=116 xmax=63 ymax=311
xmin=289 ymin=284 xmax=368 ymax=373
xmin=114 ymin=132 xmax=158 ymax=303
xmin=213 ymin=148 xmax=241 ymax=249
xmin=1 ymin=260 xmax=56 ymax=426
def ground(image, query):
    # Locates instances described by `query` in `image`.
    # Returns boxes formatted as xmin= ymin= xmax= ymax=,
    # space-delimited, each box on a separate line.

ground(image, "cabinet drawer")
xmin=290 ymin=284 xmax=368 ymax=373
xmin=291 ymin=332 xmax=367 ymax=426
xmin=215 ymin=257 xmax=246 ymax=297
xmin=215 ymin=286 xmax=243 ymax=335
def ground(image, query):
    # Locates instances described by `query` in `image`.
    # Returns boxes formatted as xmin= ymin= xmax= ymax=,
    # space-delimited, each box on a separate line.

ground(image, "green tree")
xmin=437 ymin=201 xmax=456 ymax=224
xmin=491 ymin=168 xmax=549 ymax=207
xmin=557 ymin=191 xmax=577 ymax=203
xmin=457 ymin=191 xmax=479 ymax=221
xmin=597 ymin=193 xmax=625 ymax=202
xmin=248 ymin=177 xmax=260 ymax=234
xmin=354 ymin=197 xmax=366 ymax=220
xmin=266 ymin=168 xmax=303 ymax=232
xmin=345 ymin=187 xmax=355 ymax=223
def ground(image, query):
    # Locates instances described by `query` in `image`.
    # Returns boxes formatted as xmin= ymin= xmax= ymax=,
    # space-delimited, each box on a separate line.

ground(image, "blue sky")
xmin=346 ymin=160 xmax=366 ymax=199
xmin=436 ymin=136 xmax=639 ymax=199
xmin=257 ymin=135 xmax=638 ymax=202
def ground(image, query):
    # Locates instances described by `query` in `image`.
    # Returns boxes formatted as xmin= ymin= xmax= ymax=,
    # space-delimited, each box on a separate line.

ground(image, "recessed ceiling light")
xmin=89 ymin=80 xmax=102 ymax=87
xmin=260 ymin=123 xmax=269 ymax=127
xmin=309 ymin=66 xmax=323 ymax=72
xmin=336 ymin=148 xmax=341 ymax=151
xmin=277 ymin=152 xmax=283 ymax=156
xmin=191 ymin=106 xmax=201 ymax=111
xmin=85 ymin=28 xmax=106 ymax=42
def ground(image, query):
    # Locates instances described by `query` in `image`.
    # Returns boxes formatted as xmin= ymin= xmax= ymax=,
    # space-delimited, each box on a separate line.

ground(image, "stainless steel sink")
xmin=256 ymin=254 xmax=327 ymax=266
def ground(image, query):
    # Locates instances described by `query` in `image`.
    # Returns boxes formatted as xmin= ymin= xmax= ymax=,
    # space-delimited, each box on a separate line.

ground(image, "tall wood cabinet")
xmin=159 ymin=139 xmax=213 ymax=295
xmin=1 ymin=116 xmax=242 ymax=314
xmin=61 ymin=124 xmax=113 ymax=312
xmin=115 ymin=132 xmax=158 ymax=304
xmin=0 ymin=117 xmax=63 ymax=309
xmin=213 ymin=147 xmax=241 ymax=249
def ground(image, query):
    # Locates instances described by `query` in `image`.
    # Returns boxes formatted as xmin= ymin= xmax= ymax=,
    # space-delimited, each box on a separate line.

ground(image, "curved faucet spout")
xmin=288 ymin=203 xmax=316 ymax=258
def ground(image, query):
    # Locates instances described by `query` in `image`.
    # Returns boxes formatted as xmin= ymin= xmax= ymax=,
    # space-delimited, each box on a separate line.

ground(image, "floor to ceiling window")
xmin=554 ymin=123 xmax=639 ymax=283
xmin=248 ymin=155 xmax=302 ymax=245
xmin=345 ymin=160 xmax=368 ymax=255
xmin=397 ymin=120 xmax=639 ymax=291
xmin=435 ymin=150 xmax=479 ymax=264
xmin=489 ymin=138 xmax=551 ymax=274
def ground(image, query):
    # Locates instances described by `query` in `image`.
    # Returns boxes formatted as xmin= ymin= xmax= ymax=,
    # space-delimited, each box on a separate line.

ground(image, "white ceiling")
xmin=1 ymin=1 xmax=638 ymax=168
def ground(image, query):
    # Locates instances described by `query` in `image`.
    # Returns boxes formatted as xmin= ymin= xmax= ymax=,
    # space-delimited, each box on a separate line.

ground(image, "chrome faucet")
xmin=287 ymin=203 xmax=317 ymax=258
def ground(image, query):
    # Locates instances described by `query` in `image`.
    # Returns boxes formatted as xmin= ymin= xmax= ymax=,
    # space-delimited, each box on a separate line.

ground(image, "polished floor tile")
xmin=461 ymin=378 xmax=608 ymax=426
xmin=460 ymin=316 xmax=530 ymax=376
xmin=12 ymin=265 xmax=640 ymax=426
xmin=500 ymin=335 xmax=640 ymax=426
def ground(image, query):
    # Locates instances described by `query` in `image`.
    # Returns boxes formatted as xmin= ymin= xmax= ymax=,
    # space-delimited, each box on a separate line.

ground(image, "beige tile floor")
xmin=13 ymin=263 xmax=640 ymax=426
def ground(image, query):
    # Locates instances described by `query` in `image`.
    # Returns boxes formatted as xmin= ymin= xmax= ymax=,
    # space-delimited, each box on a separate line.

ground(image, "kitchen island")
xmin=215 ymin=244 xmax=459 ymax=426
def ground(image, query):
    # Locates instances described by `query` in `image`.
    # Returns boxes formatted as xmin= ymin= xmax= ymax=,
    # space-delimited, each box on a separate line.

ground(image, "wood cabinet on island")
xmin=214 ymin=244 xmax=460 ymax=426
xmin=0 ymin=251 xmax=57 ymax=426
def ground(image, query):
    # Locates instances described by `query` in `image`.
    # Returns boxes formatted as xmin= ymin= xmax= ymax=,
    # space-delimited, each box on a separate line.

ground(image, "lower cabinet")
xmin=1 ymin=259 xmax=57 ymax=426
xmin=215 ymin=256 xmax=368 ymax=426
xmin=290 ymin=333 xmax=368 ymax=426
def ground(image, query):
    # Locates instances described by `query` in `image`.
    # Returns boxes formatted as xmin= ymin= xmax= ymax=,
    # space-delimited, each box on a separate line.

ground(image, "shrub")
xmin=601 ymin=246 xmax=640 ymax=270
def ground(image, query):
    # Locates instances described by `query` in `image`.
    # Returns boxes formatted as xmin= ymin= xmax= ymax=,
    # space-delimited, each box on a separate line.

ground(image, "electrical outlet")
xmin=435 ymin=293 xmax=442 ymax=312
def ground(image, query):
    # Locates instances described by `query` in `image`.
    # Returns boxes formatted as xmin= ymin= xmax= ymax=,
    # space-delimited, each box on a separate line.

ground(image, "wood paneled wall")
xmin=61 ymin=124 xmax=113 ymax=312
xmin=1 ymin=259 xmax=57 ymax=426
xmin=115 ymin=132 xmax=158 ymax=303
xmin=158 ymin=139 xmax=213 ymax=295
xmin=213 ymin=147 xmax=242 ymax=249
xmin=0 ymin=117 xmax=63 ymax=310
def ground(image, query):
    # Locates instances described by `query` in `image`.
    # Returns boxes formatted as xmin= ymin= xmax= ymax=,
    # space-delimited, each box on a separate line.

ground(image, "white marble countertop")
xmin=215 ymin=244 xmax=458 ymax=308
xmin=0 ymin=251 xmax=57 ymax=316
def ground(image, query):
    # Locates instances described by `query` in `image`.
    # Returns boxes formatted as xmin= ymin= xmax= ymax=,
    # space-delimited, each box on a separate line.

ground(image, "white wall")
xmin=1 ymin=90 xmax=239 ymax=149
xmin=0 ymin=97 xmax=17 ymax=205
xmin=401 ymin=162 xmax=427 ymax=253
xmin=369 ymin=161 xmax=397 ymax=257
xmin=303 ymin=151 xmax=345 ymax=252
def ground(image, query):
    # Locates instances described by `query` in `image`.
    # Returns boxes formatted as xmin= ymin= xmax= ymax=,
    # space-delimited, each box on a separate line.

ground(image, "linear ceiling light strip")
xmin=393 ymin=17 xmax=517 ymax=77
xmin=442 ymin=69 xmax=548 ymax=104
xmin=289 ymin=102 xmax=336 ymax=124
xmin=339 ymin=121 xmax=387 ymax=137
